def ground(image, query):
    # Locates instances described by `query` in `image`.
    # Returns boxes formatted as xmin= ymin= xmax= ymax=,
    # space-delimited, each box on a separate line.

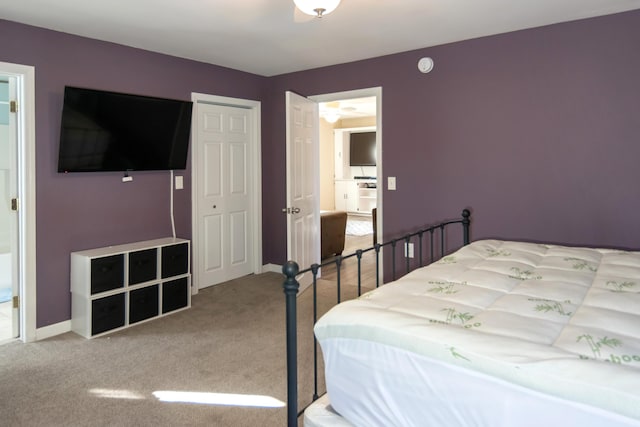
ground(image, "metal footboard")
xmin=282 ymin=209 xmax=471 ymax=426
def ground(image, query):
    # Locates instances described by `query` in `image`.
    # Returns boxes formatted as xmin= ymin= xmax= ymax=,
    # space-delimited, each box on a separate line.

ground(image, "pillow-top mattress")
xmin=314 ymin=240 xmax=640 ymax=425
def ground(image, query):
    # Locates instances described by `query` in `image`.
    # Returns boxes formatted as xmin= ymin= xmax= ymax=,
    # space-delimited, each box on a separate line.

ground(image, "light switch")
xmin=388 ymin=176 xmax=396 ymax=190
xmin=175 ymin=175 xmax=184 ymax=190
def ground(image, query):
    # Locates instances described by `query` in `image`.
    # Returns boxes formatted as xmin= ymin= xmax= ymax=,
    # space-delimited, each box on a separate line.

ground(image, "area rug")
xmin=346 ymin=218 xmax=373 ymax=236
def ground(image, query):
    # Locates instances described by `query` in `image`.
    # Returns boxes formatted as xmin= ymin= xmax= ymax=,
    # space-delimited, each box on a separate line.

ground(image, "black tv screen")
xmin=349 ymin=131 xmax=376 ymax=166
xmin=58 ymin=86 xmax=193 ymax=172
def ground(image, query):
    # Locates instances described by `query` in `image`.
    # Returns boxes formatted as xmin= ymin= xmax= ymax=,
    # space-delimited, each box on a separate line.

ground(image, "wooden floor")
xmin=319 ymin=218 xmax=378 ymax=300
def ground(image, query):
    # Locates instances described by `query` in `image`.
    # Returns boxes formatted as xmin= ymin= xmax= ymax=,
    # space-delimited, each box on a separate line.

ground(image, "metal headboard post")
xmin=282 ymin=261 xmax=300 ymax=427
xmin=462 ymin=208 xmax=471 ymax=245
xmin=310 ymin=263 xmax=320 ymax=402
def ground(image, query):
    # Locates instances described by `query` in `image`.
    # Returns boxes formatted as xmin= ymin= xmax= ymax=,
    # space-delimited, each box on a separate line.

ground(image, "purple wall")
xmin=0 ymin=20 xmax=265 ymax=327
xmin=2 ymin=9 xmax=640 ymax=328
xmin=261 ymin=10 xmax=640 ymax=264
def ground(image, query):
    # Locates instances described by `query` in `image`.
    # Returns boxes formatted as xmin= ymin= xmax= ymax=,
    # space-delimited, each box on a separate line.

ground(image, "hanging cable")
xmin=170 ymin=170 xmax=176 ymax=238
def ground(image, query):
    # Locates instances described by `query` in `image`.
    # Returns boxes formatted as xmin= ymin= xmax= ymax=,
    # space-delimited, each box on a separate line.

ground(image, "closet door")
xmin=194 ymin=103 xmax=254 ymax=288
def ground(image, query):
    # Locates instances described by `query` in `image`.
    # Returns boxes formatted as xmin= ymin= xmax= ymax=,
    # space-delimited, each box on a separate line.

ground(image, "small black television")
xmin=58 ymin=86 xmax=193 ymax=173
xmin=349 ymin=131 xmax=376 ymax=166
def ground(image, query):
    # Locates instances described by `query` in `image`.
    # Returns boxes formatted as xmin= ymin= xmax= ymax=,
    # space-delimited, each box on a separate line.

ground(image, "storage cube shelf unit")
xmin=71 ymin=237 xmax=191 ymax=338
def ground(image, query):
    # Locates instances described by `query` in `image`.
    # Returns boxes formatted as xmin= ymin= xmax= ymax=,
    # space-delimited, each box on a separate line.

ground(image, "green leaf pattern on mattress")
xmin=529 ymin=298 xmax=573 ymax=316
xmin=427 ymin=280 xmax=467 ymax=294
xmin=449 ymin=346 xmax=471 ymax=362
xmin=486 ymin=248 xmax=511 ymax=257
xmin=577 ymin=334 xmax=623 ymax=359
xmin=509 ymin=267 xmax=542 ymax=281
xmin=429 ymin=307 xmax=481 ymax=329
xmin=564 ymin=257 xmax=598 ymax=272
xmin=606 ymin=280 xmax=637 ymax=292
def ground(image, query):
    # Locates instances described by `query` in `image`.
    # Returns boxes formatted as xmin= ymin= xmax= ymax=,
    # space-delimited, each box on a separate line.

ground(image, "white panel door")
xmin=285 ymin=92 xmax=319 ymax=288
xmin=195 ymin=103 xmax=253 ymax=288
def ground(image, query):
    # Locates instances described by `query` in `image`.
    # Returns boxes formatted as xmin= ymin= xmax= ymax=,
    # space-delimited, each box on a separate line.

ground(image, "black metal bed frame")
xmin=282 ymin=209 xmax=471 ymax=426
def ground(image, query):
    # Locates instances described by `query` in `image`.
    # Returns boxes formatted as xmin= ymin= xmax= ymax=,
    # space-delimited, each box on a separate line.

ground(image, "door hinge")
xmin=11 ymin=198 xmax=18 ymax=211
xmin=13 ymin=296 xmax=19 ymax=309
xmin=10 ymin=100 xmax=17 ymax=113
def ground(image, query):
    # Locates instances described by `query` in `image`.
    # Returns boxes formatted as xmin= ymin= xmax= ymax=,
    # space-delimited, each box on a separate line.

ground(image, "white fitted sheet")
xmin=312 ymin=240 xmax=640 ymax=426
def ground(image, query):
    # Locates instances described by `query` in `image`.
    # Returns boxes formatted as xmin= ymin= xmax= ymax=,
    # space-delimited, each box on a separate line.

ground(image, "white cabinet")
xmin=335 ymin=180 xmax=377 ymax=214
xmin=335 ymin=180 xmax=358 ymax=212
xmin=71 ymin=237 xmax=191 ymax=338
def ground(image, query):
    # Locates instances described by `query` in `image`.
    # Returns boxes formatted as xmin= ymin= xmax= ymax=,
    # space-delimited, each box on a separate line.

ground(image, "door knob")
xmin=282 ymin=207 xmax=301 ymax=214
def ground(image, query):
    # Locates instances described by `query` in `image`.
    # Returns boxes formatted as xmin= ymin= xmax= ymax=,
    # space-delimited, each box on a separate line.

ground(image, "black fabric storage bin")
xmin=162 ymin=278 xmax=188 ymax=313
xmin=92 ymin=293 xmax=125 ymax=335
xmin=90 ymin=254 xmax=124 ymax=294
xmin=161 ymin=243 xmax=189 ymax=278
xmin=129 ymin=248 xmax=157 ymax=285
xmin=129 ymin=285 xmax=159 ymax=324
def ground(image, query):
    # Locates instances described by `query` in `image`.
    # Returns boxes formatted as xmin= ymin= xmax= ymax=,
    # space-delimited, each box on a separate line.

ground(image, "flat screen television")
xmin=57 ymin=86 xmax=193 ymax=173
xmin=349 ymin=131 xmax=376 ymax=166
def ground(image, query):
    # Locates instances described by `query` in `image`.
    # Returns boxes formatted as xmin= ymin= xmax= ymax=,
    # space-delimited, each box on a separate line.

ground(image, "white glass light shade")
xmin=294 ymin=0 xmax=342 ymax=17
xmin=323 ymin=113 xmax=340 ymax=123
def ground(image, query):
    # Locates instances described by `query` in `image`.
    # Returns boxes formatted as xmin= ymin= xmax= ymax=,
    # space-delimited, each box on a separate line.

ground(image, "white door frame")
xmin=0 ymin=61 xmax=37 ymax=342
xmin=310 ymin=86 xmax=383 ymax=262
xmin=190 ymin=93 xmax=262 ymax=294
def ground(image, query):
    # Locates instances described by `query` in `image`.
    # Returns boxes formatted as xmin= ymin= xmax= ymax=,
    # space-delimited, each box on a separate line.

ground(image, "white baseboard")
xmin=36 ymin=320 xmax=71 ymax=340
xmin=262 ymin=263 xmax=283 ymax=274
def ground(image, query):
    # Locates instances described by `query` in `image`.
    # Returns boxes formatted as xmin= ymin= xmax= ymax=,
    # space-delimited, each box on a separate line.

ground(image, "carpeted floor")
xmin=0 ymin=271 xmax=361 ymax=426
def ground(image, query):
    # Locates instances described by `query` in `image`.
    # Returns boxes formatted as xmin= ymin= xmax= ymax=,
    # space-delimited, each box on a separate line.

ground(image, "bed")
xmin=282 ymin=211 xmax=640 ymax=427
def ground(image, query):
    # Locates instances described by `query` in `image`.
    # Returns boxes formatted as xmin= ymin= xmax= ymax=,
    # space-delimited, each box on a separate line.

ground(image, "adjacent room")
xmin=1 ymin=0 xmax=640 ymax=425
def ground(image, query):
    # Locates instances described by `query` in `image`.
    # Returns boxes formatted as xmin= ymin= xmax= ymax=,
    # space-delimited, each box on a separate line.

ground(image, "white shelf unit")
xmin=71 ymin=237 xmax=191 ymax=338
xmin=356 ymin=181 xmax=377 ymax=214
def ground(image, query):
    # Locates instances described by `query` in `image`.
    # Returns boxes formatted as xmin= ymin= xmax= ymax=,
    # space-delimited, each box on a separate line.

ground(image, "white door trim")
xmin=0 ymin=61 xmax=36 ymax=342
xmin=190 ymin=93 xmax=262 ymax=294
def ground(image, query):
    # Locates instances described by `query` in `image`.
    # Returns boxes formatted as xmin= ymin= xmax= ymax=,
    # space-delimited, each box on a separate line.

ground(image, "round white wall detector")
xmin=418 ymin=57 xmax=434 ymax=73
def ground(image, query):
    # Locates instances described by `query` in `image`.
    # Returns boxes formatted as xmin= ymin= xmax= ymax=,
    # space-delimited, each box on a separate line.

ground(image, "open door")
xmin=285 ymin=91 xmax=320 ymax=289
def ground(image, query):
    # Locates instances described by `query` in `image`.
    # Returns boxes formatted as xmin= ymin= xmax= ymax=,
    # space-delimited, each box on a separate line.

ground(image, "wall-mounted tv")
xmin=57 ymin=86 xmax=193 ymax=173
xmin=349 ymin=131 xmax=376 ymax=166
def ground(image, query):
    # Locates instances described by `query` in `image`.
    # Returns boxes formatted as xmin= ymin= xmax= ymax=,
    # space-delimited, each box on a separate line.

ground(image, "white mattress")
xmin=312 ymin=240 xmax=640 ymax=426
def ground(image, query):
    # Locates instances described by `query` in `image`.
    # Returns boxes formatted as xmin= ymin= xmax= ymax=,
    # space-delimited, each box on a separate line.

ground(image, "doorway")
xmin=0 ymin=76 xmax=16 ymax=341
xmin=311 ymin=88 xmax=382 ymax=257
xmin=0 ymin=61 xmax=36 ymax=343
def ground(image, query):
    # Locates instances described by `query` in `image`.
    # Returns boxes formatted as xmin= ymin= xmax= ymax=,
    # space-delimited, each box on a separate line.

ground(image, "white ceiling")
xmin=319 ymin=96 xmax=376 ymax=121
xmin=2 ymin=0 xmax=640 ymax=77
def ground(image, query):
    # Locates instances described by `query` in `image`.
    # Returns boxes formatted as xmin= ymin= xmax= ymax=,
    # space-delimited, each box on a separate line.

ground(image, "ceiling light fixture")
xmin=323 ymin=112 xmax=341 ymax=123
xmin=294 ymin=0 xmax=342 ymax=18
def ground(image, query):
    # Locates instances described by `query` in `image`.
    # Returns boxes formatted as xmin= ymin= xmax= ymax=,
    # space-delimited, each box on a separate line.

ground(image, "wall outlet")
xmin=404 ymin=242 xmax=414 ymax=258
xmin=175 ymin=175 xmax=184 ymax=190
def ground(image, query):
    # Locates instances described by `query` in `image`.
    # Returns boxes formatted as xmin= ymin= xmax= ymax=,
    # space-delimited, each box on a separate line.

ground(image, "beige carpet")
xmin=0 ymin=271 xmax=367 ymax=426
